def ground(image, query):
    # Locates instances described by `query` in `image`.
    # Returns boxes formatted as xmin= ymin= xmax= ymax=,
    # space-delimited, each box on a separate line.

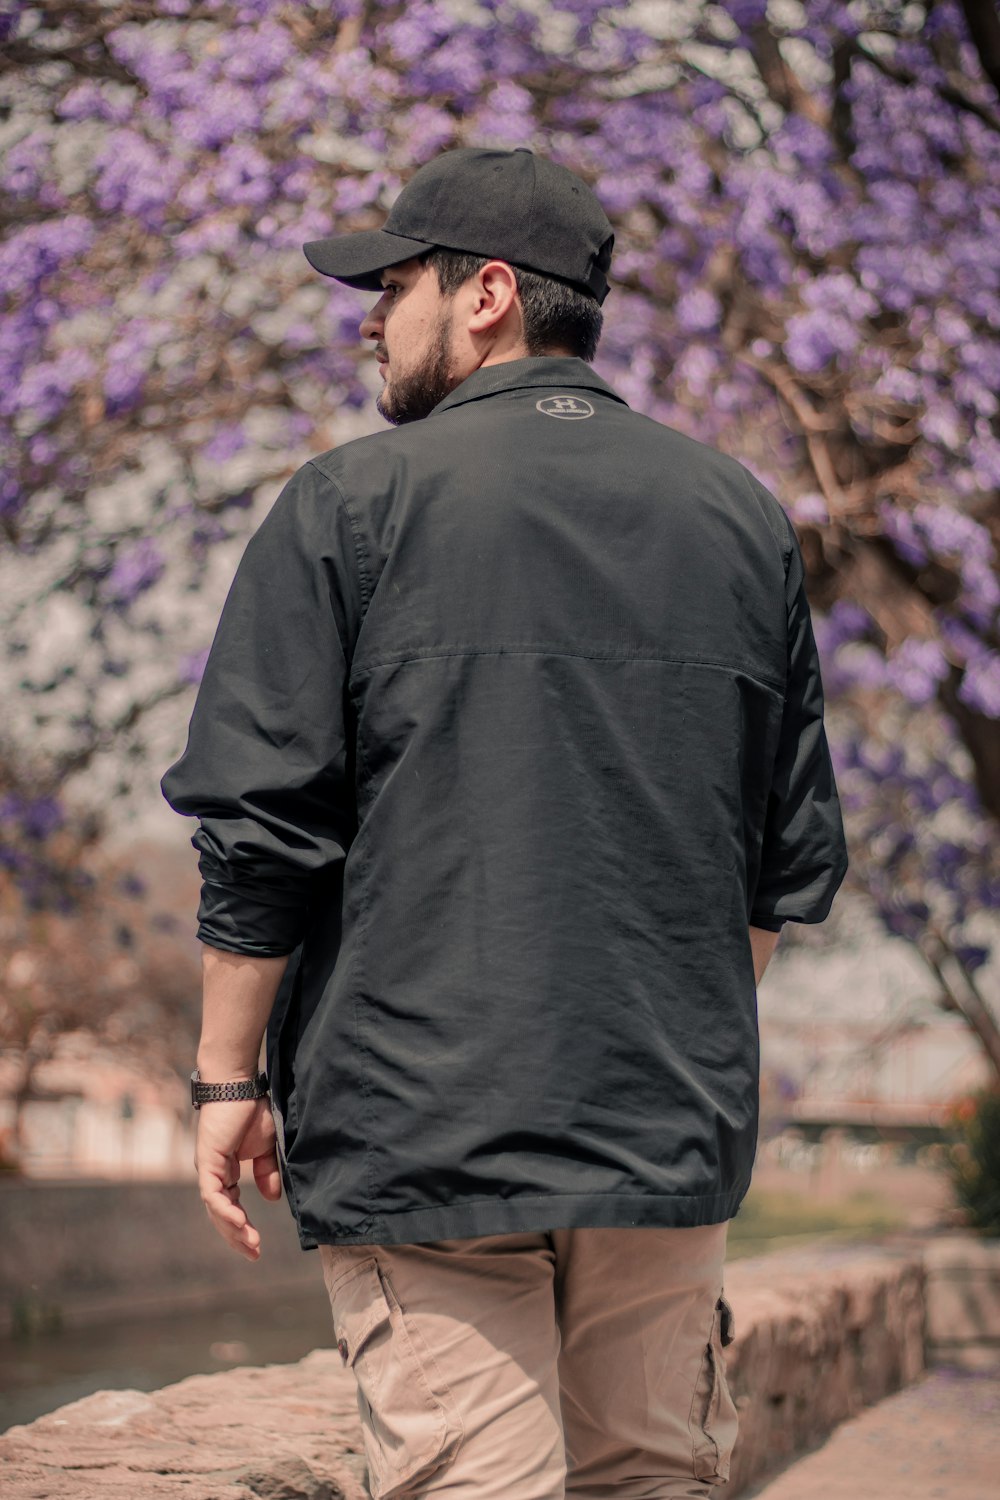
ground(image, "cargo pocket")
xmin=689 ymin=1293 xmax=739 ymax=1484
xmin=325 ymin=1254 xmax=465 ymax=1500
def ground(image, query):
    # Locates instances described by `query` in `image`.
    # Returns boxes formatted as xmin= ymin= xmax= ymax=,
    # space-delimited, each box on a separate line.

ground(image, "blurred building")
xmin=0 ymin=1035 xmax=193 ymax=1179
xmin=758 ymin=906 xmax=995 ymax=1151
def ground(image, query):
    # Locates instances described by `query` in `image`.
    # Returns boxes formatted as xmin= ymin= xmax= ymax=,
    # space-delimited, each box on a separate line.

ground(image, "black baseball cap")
xmin=302 ymin=147 xmax=614 ymax=305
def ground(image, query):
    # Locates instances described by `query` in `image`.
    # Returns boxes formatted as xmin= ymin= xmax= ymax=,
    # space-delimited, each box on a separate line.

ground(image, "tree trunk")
xmin=921 ymin=940 xmax=1000 ymax=1083
xmin=960 ymin=0 xmax=1000 ymax=97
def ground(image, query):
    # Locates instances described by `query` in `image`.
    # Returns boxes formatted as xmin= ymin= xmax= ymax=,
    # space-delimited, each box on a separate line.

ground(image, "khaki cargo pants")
xmin=318 ymin=1223 xmax=737 ymax=1499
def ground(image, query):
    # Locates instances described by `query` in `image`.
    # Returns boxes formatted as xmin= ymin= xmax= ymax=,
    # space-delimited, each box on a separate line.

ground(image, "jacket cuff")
xmin=195 ymin=879 xmax=309 ymax=958
xmin=749 ymin=912 xmax=786 ymax=932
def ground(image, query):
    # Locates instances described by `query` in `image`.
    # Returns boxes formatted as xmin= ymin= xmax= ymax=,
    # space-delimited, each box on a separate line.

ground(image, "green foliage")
xmin=943 ymin=1087 xmax=1000 ymax=1236
xmin=10 ymin=1293 xmax=63 ymax=1341
xmin=728 ymin=1187 xmax=906 ymax=1258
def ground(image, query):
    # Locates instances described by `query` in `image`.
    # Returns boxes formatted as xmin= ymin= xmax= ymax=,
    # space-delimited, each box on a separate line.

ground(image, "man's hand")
xmin=193 ymin=944 xmax=290 ymax=1259
xmin=195 ymin=1096 xmax=281 ymax=1260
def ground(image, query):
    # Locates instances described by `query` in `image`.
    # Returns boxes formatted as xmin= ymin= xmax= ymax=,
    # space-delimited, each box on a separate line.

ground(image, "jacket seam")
xmin=362 ymin=1185 xmax=749 ymax=1221
xmin=351 ymin=646 xmax=784 ymax=695
xmin=739 ymin=467 xmax=792 ymax=577
xmin=308 ymin=459 xmax=372 ymax=613
xmin=350 ymin=748 xmax=379 ymax=1222
xmin=296 ymin=465 xmax=377 ymax=1222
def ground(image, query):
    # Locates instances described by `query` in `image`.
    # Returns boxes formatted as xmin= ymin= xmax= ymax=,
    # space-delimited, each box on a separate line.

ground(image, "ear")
xmin=466 ymin=260 xmax=520 ymax=334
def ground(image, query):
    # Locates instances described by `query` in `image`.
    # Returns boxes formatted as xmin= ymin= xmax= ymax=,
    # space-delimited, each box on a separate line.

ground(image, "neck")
xmin=478 ymin=345 xmax=575 ymax=368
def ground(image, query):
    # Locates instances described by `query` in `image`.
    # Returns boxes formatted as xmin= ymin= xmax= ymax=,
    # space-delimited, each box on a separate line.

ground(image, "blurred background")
xmin=1 ymin=0 xmax=998 ymax=1436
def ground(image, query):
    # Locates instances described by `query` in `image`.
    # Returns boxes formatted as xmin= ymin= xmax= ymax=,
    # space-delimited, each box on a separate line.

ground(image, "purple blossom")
xmin=784 ymin=311 xmax=856 ymax=372
xmin=179 ymin=648 xmax=210 ymax=686
xmin=175 ymin=217 xmax=242 ymax=255
xmin=918 ymin=503 xmax=993 ymax=563
xmin=3 ymin=132 xmax=50 ymax=200
xmin=919 ymin=403 xmax=966 ymax=452
xmin=102 ymin=539 xmax=166 ymax=607
xmin=789 ymin=493 xmax=829 ymax=525
xmin=674 ymin=344 xmax=721 ymax=399
xmin=939 ymin=614 xmax=989 ymax=663
xmin=472 ymin=81 xmax=536 ymax=146
xmin=958 ymin=651 xmax=1000 ymax=718
xmin=212 ymin=142 xmax=274 ymax=208
xmin=959 ymin=557 xmax=1000 ymax=628
xmin=103 ymin=319 xmax=166 ymax=414
xmin=174 ymin=87 xmax=263 ymax=151
xmin=772 ymin=116 xmax=834 ymax=172
xmin=815 ymin=599 xmax=872 ymax=655
xmin=19 ymin=349 xmax=96 ymax=427
xmin=218 ymin=18 xmax=294 ymax=81
xmin=885 ymin=639 xmax=950 ymax=705
xmin=801 ymin=272 xmax=878 ymax=321
xmin=202 ymin=424 xmax=248 ymax=463
xmin=831 ymin=643 xmax=888 ymax=691
xmin=0 ymin=474 xmax=23 ymax=517
xmin=0 ymin=794 xmax=65 ymax=842
xmin=0 ymin=217 xmax=97 ymax=298
xmin=335 ymin=174 xmax=383 ymax=216
xmin=955 ymin=945 xmax=990 ymax=973
xmin=952 ymin=373 xmax=997 ymax=419
xmin=969 ymin=431 xmax=1000 ymax=488
xmin=726 ymin=0 xmax=768 ymax=27
xmin=392 ymin=104 xmax=455 ymax=164
xmin=93 ymin=131 xmax=184 ymax=224
xmin=675 ymin=288 xmax=721 ymax=335
xmin=56 ymin=81 xmax=133 ymax=125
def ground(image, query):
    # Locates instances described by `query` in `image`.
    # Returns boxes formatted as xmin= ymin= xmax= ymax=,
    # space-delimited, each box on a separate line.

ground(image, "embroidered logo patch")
xmin=535 ymin=395 xmax=595 ymax=420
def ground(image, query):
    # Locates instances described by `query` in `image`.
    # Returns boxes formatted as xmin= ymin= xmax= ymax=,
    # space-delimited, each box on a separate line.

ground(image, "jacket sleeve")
xmin=749 ymin=505 xmax=849 ymax=928
xmin=160 ymin=461 xmax=364 ymax=957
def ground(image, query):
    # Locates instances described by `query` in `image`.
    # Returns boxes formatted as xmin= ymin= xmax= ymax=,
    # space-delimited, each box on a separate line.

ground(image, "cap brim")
xmin=302 ymin=228 xmax=435 ymax=291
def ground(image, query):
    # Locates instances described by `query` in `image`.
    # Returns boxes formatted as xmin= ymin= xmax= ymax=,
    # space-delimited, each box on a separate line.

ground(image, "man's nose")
xmin=359 ymin=294 xmax=389 ymax=341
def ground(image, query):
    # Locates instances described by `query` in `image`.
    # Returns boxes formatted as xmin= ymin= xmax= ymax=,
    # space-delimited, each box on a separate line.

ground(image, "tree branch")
xmin=921 ymin=935 xmax=1000 ymax=1081
xmin=53 ymin=680 xmax=192 ymax=783
xmin=856 ymin=36 xmax=1000 ymax=133
xmin=959 ymin=0 xmax=1000 ymax=98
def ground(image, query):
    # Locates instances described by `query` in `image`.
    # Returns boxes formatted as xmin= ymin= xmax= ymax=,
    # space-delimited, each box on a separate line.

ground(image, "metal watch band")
xmin=190 ymin=1069 xmax=269 ymax=1110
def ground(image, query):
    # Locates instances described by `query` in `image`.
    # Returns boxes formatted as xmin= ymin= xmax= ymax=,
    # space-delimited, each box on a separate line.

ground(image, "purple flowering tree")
xmin=2 ymin=0 xmax=999 ymax=1070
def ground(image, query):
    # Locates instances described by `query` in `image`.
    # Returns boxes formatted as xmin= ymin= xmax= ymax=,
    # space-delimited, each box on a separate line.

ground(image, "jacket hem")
xmin=296 ymin=1183 xmax=750 ymax=1248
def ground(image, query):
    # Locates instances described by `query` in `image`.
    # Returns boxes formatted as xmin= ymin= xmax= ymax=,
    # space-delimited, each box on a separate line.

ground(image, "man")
xmin=162 ymin=146 xmax=848 ymax=1499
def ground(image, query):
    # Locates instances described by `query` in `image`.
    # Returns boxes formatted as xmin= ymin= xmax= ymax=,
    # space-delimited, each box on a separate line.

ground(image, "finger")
xmin=199 ymin=1168 xmax=262 ymax=1259
xmin=252 ymin=1145 xmax=282 ymax=1202
xmin=205 ymin=1196 xmax=261 ymax=1259
xmin=195 ymin=1103 xmax=272 ymax=1258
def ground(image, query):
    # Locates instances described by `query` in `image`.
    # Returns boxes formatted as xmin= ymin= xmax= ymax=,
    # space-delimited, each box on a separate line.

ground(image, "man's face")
xmin=359 ymin=257 xmax=461 ymax=425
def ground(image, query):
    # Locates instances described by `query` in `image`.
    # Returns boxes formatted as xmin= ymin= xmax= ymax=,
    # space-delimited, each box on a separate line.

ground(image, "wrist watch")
xmin=190 ymin=1068 xmax=270 ymax=1109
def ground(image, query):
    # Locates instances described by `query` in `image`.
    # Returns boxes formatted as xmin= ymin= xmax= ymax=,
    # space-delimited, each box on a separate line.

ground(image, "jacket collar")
xmin=431 ymin=356 xmax=629 ymax=417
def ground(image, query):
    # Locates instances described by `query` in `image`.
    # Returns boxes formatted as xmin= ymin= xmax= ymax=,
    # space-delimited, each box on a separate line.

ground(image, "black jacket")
xmin=162 ymin=356 xmax=848 ymax=1248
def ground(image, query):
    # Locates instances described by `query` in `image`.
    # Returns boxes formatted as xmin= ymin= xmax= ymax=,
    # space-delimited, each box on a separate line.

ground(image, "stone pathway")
xmin=745 ymin=1365 xmax=1000 ymax=1500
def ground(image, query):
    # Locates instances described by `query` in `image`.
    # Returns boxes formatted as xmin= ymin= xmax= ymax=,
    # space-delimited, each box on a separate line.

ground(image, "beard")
xmin=376 ymin=307 xmax=458 ymax=426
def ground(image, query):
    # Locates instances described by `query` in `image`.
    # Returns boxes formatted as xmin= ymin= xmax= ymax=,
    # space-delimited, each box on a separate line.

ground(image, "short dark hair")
xmin=421 ymin=247 xmax=603 ymax=362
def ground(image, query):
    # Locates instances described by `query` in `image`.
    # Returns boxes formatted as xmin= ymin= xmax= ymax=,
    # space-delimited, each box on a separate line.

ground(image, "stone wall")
xmin=923 ymin=1234 xmax=1000 ymax=1371
xmin=0 ymin=1179 xmax=317 ymax=1336
xmin=4 ymin=1233 xmax=983 ymax=1500
xmin=718 ymin=1239 xmax=927 ymax=1494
